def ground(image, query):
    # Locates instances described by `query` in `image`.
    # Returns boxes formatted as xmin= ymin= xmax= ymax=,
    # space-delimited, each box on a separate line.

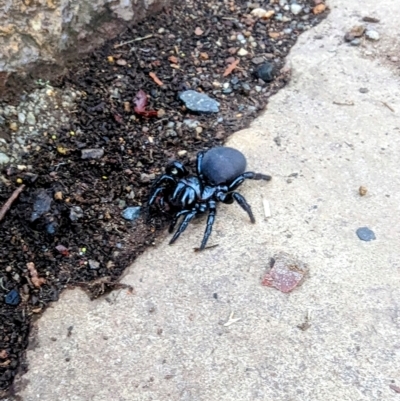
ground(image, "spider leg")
xmin=231 ymin=192 xmax=255 ymax=223
xmin=149 ymin=174 xmax=175 ymax=192
xmin=228 ymin=172 xmax=272 ymax=192
xmin=199 ymin=200 xmax=217 ymax=250
xmin=169 ymin=210 xmax=189 ymax=233
xmin=169 ymin=210 xmax=197 ymax=245
xmin=196 ymin=151 xmax=206 ymax=180
xmin=146 ymin=187 xmax=164 ymax=220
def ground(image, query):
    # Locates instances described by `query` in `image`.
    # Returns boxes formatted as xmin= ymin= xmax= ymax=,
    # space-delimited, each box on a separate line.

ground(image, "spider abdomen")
xmin=202 ymin=147 xmax=247 ymax=185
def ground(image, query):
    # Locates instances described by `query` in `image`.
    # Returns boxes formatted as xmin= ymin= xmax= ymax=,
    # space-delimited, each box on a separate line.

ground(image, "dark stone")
xmin=359 ymin=88 xmax=369 ymax=94
xmin=5 ymin=290 xmax=20 ymax=306
xmin=256 ymin=62 xmax=276 ymax=82
xmin=178 ymin=90 xmax=220 ymax=113
xmin=356 ymin=227 xmax=376 ymax=241
xmin=240 ymin=83 xmax=251 ymax=95
xmin=30 ymin=190 xmax=52 ymax=222
xmin=46 ymin=222 xmax=57 ymax=235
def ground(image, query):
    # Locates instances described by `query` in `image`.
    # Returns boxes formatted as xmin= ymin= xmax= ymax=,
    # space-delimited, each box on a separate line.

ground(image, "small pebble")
xmin=122 ymin=206 xmax=141 ymax=221
xmin=26 ymin=112 xmax=36 ymax=125
xmin=356 ymin=227 xmax=376 ymax=241
xmin=5 ymin=290 xmax=20 ymax=306
xmin=30 ymin=190 xmax=52 ymax=222
xmin=18 ymin=112 xmax=26 ymax=124
xmin=359 ymin=88 xmax=369 ymax=93
xmin=179 ymin=90 xmax=220 ymax=113
xmin=251 ymin=57 xmax=264 ymax=65
xmin=183 ymin=119 xmax=200 ymax=129
xmin=290 ymin=3 xmax=303 ymax=15
xmin=256 ymin=62 xmax=276 ymax=82
xmin=88 ymin=260 xmax=100 ymax=270
xmin=9 ymin=122 xmax=18 ymax=131
xmin=237 ymin=48 xmax=249 ymax=56
xmin=69 ymin=206 xmax=84 ymax=221
xmin=46 ymin=222 xmax=57 ymax=235
xmin=359 ymin=186 xmax=368 ymax=196
xmin=0 ymin=152 xmax=10 ymax=164
xmin=365 ymin=29 xmax=380 ymax=41
xmin=81 ymin=148 xmax=104 ymax=159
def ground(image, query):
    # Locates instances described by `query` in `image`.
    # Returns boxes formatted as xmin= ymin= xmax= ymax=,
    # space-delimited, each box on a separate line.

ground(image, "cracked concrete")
xmin=13 ymin=0 xmax=400 ymax=400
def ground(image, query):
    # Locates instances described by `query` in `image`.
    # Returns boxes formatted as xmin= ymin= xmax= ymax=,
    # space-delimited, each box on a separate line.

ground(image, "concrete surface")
xmin=14 ymin=0 xmax=400 ymax=400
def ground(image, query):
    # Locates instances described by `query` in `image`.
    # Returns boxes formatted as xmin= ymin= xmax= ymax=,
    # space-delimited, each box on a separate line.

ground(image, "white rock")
xmin=18 ymin=112 xmax=26 ymax=124
xmin=0 ymin=152 xmax=10 ymax=164
xmin=290 ymin=3 xmax=303 ymax=15
xmin=237 ymin=48 xmax=249 ymax=56
xmin=365 ymin=29 xmax=380 ymax=41
xmin=251 ymin=8 xmax=275 ymax=19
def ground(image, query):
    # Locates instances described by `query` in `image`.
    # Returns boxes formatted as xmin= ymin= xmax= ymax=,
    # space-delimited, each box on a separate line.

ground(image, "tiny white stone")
xmin=18 ymin=112 xmax=26 ymax=124
xmin=237 ymin=48 xmax=249 ymax=56
xmin=365 ymin=29 xmax=380 ymax=41
xmin=290 ymin=3 xmax=303 ymax=15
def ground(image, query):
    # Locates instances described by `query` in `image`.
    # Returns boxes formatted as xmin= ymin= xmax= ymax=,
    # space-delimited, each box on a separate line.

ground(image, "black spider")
xmin=147 ymin=147 xmax=271 ymax=250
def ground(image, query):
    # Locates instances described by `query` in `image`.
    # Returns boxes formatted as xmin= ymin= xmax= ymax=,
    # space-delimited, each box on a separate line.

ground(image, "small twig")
xmin=193 ymin=244 xmax=219 ymax=252
xmin=114 ymin=34 xmax=153 ymax=48
xmin=0 ymin=184 xmax=25 ymax=222
xmin=333 ymin=101 xmax=354 ymax=106
xmin=381 ymin=101 xmax=395 ymax=112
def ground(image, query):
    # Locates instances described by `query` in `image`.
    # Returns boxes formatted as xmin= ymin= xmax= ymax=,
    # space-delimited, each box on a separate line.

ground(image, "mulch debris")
xmin=0 ymin=0 xmax=328 ymax=395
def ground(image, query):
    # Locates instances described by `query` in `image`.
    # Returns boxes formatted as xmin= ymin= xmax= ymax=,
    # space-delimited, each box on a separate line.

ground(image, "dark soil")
xmin=0 ymin=0 xmax=328 ymax=396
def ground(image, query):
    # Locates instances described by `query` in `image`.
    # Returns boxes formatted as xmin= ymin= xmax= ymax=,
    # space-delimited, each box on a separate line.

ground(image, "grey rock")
xmin=122 ymin=206 xmax=141 ymax=221
xmin=26 ymin=112 xmax=36 ymax=125
xmin=88 ymin=260 xmax=100 ymax=270
xmin=69 ymin=206 xmax=84 ymax=222
xmin=81 ymin=148 xmax=104 ymax=160
xmin=356 ymin=227 xmax=376 ymax=241
xmin=18 ymin=112 xmax=26 ymax=124
xmin=31 ymin=190 xmax=52 ymax=222
xmin=183 ymin=119 xmax=200 ymax=129
xmin=179 ymin=90 xmax=220 ymax=114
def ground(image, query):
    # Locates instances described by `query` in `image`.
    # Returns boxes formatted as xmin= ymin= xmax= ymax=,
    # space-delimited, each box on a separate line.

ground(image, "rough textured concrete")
xmin=15 ymin=0 xmax=400 ymax=400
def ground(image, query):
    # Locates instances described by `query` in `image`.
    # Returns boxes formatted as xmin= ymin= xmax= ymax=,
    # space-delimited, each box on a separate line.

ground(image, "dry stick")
xmin=114 ymin=34 xmax=154 ymax=48
xmin=0 ymin=184 xmax=25 ymax=222
xmin=382 ymin=101 xmax=395 ymax=112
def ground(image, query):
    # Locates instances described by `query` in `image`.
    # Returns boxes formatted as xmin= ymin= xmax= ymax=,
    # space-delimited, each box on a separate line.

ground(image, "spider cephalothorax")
xmin=147 ymin=147 xmax=271 ymax=250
